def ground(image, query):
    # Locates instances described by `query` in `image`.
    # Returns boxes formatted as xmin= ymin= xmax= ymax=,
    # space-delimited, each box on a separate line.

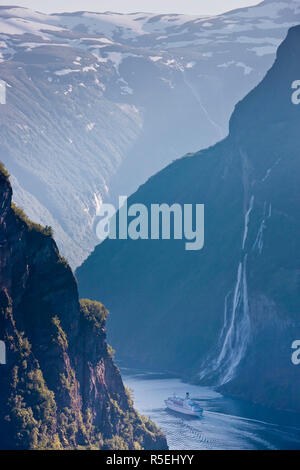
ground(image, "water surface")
xmin=122 ymin=368 xmax=300 ymax=450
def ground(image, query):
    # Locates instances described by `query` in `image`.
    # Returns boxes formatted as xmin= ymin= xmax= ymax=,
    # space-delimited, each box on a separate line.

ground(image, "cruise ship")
xmin=165 ymin=393 xmax=203 ymax=417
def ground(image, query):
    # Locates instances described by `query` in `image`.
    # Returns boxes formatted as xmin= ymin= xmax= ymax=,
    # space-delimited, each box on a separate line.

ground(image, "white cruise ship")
xmin=165 ymin=393 xmax=203 ymax=417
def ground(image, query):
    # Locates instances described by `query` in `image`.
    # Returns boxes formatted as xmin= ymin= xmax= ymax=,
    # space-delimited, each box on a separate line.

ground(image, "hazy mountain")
xmin=77 ymin=24 xmax=300 ymax=412
xmin=0 ymin=1 xmax=300 ymax=266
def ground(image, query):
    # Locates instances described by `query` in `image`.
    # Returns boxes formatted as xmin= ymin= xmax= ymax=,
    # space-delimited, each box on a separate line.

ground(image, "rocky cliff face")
xmin=0 ymin=166 xmax=167 ymax=450
xmin=1 ymin=1 xmax=300 ymax=267
xmin=77 ymin=25 xmax=300 ymax=413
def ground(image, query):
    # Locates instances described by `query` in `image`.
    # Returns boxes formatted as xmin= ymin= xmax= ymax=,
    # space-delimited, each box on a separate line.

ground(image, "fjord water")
xmin=122 ymin=369 xmax=300 ymax=450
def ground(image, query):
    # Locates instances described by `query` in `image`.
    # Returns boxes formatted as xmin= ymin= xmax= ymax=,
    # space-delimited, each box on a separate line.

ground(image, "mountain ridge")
xmin=77 ymin=24 xmax=300 ymax=412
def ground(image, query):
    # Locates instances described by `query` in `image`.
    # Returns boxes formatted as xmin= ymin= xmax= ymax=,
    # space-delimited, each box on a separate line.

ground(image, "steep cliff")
xmin=1 ymin=1 xmax=300 ymax=267
xmin=0 ymin=165 xmax=167 ymax=450
xmin=77 ymin=26 xmax=300 ymax=412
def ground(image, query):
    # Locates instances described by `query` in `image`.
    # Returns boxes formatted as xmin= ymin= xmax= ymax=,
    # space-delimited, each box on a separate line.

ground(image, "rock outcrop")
xmin=0 ymin=165 xmax=167 ymax=450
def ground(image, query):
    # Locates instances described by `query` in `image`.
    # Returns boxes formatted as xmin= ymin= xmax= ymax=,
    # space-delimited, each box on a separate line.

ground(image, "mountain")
xmin=1 ymin=1 xmax=300 ymax=266
xmin=0 ymin=164 xmax=166 ymax=450
xmin=77 ymin=24 xmax=300 ymax=413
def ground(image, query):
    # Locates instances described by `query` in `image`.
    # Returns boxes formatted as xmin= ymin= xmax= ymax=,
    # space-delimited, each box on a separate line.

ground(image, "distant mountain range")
xmin=77 ymin=23 xmax=300 ymax=413
xmin=1 ymin=1 xmax=300 ymax=266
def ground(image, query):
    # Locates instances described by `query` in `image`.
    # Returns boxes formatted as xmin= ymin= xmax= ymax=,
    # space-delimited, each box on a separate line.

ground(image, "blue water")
xmin=122 ymin=368 xmax=300 ymax=450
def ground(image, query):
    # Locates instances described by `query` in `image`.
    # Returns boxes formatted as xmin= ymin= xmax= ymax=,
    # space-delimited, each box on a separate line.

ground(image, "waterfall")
xmin=199 ymin=197 xmax=254 ymax=386
xmin=242 ymin=195 xmax=254 ymax=250
xmin=216 ymin=256 xmax=250 ymax=385
xmin=199 ymin=256 xmax=251 ymax=386
xmin=252 ymin=200 xmax=271 ymax=255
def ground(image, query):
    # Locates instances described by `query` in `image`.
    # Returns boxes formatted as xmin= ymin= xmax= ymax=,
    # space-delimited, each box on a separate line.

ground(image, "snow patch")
xmin=149 ymin=56 xmax=162 ymax=62
xmin=186 ymin=61 xmax=196 ymax=69
xmin=54 ymin=68 xmax=80 ymax=76
xmin=248 ymin=45 xmax=277 ymax=56
xmin=82 ymin=65 xmax=97 ymax=72
xmin=218 ymin=61 xmax=253 ymax=75
xmin=86 ymin=122 xmax=95 ymax=132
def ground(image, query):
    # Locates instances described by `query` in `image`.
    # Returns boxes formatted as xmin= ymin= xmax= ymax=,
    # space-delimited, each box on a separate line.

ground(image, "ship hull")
xmin=164 ymin=400 xmax=203 ymax=417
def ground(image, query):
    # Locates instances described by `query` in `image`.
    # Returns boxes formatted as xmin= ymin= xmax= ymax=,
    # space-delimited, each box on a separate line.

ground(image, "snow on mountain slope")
xmin=0 ymin=1 xmax=299 ymax=266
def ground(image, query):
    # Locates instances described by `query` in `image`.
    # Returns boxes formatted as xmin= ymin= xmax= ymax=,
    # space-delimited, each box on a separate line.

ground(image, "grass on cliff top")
xmin=0 ymin=161 xmax=54 ymax=238
xmin=80 ymin=299 xmax=108 ymax=328
xmin=11 ymin=202 xmax=53 ymax=237
xmin=0 ymin=161 xmax=10 ymax=178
